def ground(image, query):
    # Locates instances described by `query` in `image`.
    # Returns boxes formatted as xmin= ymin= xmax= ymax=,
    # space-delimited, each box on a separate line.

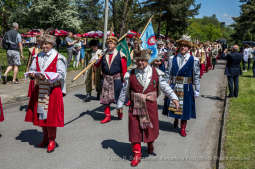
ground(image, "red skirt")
xmin=200 ymin=64 xmax=206 ymax=78
xmin=206 ymin=56 xmax=212 ymax=72
xmin=25 ymin=86 xmax=64 ymax=127
xmin=0 ymin=97 xmax=4 ymax=122
xmin=27 ymin=80 xmax=35 ymax=97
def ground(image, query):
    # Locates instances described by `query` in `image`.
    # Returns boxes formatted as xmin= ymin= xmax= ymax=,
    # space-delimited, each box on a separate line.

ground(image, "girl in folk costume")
xmin=94 ymin=34 xmax=127 ymax=123
xmin=117 ymin=50 xmax=179 ymax=167
xmin=166 ymin=35 xmax=200 ymax=137
xmin=205 ymin=42 xmax=212 ymax=72
xmin=0 ymin=97 xmax=4 ymax=137
xmin=25 ymin=34 xmax=67 ymax=153
xmin=198 ymin=43 xmax=207 ymax=78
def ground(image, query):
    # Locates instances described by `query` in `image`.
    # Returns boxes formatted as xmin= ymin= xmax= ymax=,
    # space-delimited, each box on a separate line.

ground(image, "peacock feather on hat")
xmin=176 ymin=35 xmax=193 ymax=48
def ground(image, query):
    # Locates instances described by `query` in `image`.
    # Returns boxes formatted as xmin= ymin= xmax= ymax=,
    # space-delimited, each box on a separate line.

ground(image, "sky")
xmin=195 ymin=0 xmax=242 ymax=25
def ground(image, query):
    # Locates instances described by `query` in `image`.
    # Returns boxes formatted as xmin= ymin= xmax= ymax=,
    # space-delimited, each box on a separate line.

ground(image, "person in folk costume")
xmin=126 ymin=37 xmax=133 ymax=58
xmin=166 ymin=39 xmax=177 ymax=57
xmin=157 ymin=40 xmax=168 ymax=72
xmin=150 ymin=54 xmax=164 ymax=70
xmin=0 ymin=97 xmax=4 ymax=138
xmin=84 ymin=39 xmax=103 ymax=102
xmin=117 ymin=49 xmax=179 ymax=167
xmin=211 ymin=43 xmax=219 ymax=70
xmin=25 ymin=34 xmax=67 ymax=153
xmin=133 ymin=36 xmax=143 ymax=54
xmin=94 ymin=34 xmax=127 ymax=123
xmin=198 ymin=43 xmax=207 ymax=78
xmin=27 ymin=38 xmax=41 ymax=98
xmin=205 ymin=42 xmax=212 ymax=72
xmin=165 ymin=35 xmax=200 ymax=137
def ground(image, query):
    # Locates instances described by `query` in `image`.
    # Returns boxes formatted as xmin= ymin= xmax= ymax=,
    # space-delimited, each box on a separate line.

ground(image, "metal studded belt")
xmin=171 ymin=76 xmax=193 ymax=84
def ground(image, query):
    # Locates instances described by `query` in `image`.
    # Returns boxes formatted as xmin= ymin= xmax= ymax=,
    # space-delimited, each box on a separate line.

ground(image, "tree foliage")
xmin=187 ymin=15 xmax=233 ymax=42
xmin=231 ymin=0 xmax=255 ymax=43
xmin=75 ymin=0 xmax=104 ymax=32
xmin=142 ymin=0 xmax=201 ymax=39
xmin=0 ymin=0 xmax=206 ymax=40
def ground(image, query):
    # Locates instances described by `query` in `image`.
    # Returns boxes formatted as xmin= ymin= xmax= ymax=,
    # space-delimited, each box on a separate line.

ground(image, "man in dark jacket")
xmin=223 ymin=45 xmax=242 ymax=97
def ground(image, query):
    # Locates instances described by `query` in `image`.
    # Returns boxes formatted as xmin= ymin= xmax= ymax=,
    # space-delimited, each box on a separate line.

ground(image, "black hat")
xmin=89 ymin=39 xmax=99 ymax=47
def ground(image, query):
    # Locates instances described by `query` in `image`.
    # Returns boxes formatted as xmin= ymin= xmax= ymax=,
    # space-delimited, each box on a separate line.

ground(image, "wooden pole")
xmin=103 ymin=0 xmax=109 ymax=49
xmin=71 ymin=56 xmax=102 ymax=82
xmin=140 ymin=15 xmax=154 ymax=39
xmin=118 ymin=32 xmax=128 ymax=43
xmin=26 ymin=53 xmax=33 ymax=73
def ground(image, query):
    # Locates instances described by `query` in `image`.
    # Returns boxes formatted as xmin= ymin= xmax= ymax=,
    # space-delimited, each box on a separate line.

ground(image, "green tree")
xmin=75 ymin=0 xmax=104 ymax=32
xmin=13 ymin=0 xmax=81 ymax=32
xmin=231 ymin=0 xmax=255 ymax=43
xmin=0 ymin=0 xmax=31 ymax=34
xmin=142 ymin=0 xmax=201 ymax=39
xmin=109 ymin=0 xmax=147 ymax=36
xmin=187 ymin=15 xmax=233 ymax=42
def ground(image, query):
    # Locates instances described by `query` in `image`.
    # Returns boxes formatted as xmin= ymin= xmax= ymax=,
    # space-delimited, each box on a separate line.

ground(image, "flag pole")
xmin=118 ymin=32 xmax=128 ymax=43
xmin=140 ymin=15 xmax=154 ymax=39
xmin=103 ymin=0 xmax=109 ymax=49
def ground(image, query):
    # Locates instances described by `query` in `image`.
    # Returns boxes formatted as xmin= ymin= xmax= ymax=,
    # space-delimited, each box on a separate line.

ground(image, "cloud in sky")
xmin=220 ymin=13 xmax=235 ymax=25
xmin=195 ymin=0 xmax=241 ymax=25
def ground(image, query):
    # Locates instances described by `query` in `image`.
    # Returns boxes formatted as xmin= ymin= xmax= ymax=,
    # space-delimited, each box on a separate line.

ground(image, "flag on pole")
xmin=140 ymin=21 xmax=158 ymax=63
xmin=117 ymin=38 xmax=132 ymax=67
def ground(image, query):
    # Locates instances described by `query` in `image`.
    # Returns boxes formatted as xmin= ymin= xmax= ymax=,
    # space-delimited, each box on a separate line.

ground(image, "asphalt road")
xmin=0 ymin=61 xmax=226 ymax=169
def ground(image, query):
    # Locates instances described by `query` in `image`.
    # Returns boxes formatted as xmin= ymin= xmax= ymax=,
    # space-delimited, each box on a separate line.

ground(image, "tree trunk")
xmin=1 ymin=10 xmax=9 ymax=35
xmin=166 ymin=19 xmax=170 ymax=37
xmin=120 ymin=0 xmax=131 ymax=36
xmin=157 ymin=17 xmax=161 ymax=36
xmin=157 ymin=10 xmax=162 ymax=36
xmin=112 ymin=0 xmax=117 ymax=34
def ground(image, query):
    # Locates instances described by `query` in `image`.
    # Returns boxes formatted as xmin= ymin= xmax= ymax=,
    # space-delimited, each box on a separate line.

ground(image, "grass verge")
xmin=224 ymin=70 xmax=255 ymax=169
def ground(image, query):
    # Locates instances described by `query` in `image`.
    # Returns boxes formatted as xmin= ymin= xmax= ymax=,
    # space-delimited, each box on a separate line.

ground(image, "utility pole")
xmin=103 ymin=0 xmax=109 ymax=49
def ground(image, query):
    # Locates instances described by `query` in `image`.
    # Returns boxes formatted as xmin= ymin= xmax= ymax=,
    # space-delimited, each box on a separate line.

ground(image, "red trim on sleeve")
xmin=94 ymin=57 xmax=102 ymax=67
xmin=121 ymin=57 xmax=127 ymax=79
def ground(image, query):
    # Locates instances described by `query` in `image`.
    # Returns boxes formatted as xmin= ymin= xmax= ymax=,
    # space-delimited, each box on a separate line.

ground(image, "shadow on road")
xmin=101 ymin=139 xmax=148 ymax=161
xmin=74 ymin=94 xmax=98 ymax=101
xmin=64 ymin=105 xmax=119 ymax=126
xmin=158 ymin=105 xmax=164 ymax=110
xmin=19 ymin=105 xmax=28 ymax=111
xmin=201 ymin=95 xmax=224 ymax=101
xmin=159 ymin=120 xmax=179 ymax=133
xmin=16 ymin=129 xmax=42 ymax=147
xmin=241 ymin=75 xmax=255 ymax=78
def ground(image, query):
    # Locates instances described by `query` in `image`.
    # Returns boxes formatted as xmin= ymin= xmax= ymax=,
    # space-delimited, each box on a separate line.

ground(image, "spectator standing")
xmin=252 ymin=47 xmax=255 ymax=77
xmin=248 ymin=45 xmax=253 ymax=70
xmin=223 ymin=45 xmax=242 ymax=98
xmin=73 ymin=36 xmax=81 ymax=68
xmin=80 ymin=38 xmax=87 ymax=67
xmin=56 ymin=36 xmax=61 ymax=51
xmin=65 ymin=32 xmax=77 ymax=66
xmin=2 ymin=22 xmax=24 ymax=84
xmin=242 ymin=44 xmax=249 ymax=72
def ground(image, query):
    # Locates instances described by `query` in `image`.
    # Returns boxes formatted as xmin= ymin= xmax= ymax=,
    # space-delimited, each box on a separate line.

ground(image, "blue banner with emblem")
xmin=140 ymin=21 xmax=158 ymax=63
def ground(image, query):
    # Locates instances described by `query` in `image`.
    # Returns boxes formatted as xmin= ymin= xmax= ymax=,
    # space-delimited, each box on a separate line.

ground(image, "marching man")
xmin=95 ymin=34 xmax=127 ymax=123
xmin=166 ymin=35 xmax=200 ymax=137
xmin=117 ymin=49 xmax=179 ymax=167
xmin=25 ymin=34 xmax=67 ymax=153
xmin=84 ymin=39 xmax=102 ymax=102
